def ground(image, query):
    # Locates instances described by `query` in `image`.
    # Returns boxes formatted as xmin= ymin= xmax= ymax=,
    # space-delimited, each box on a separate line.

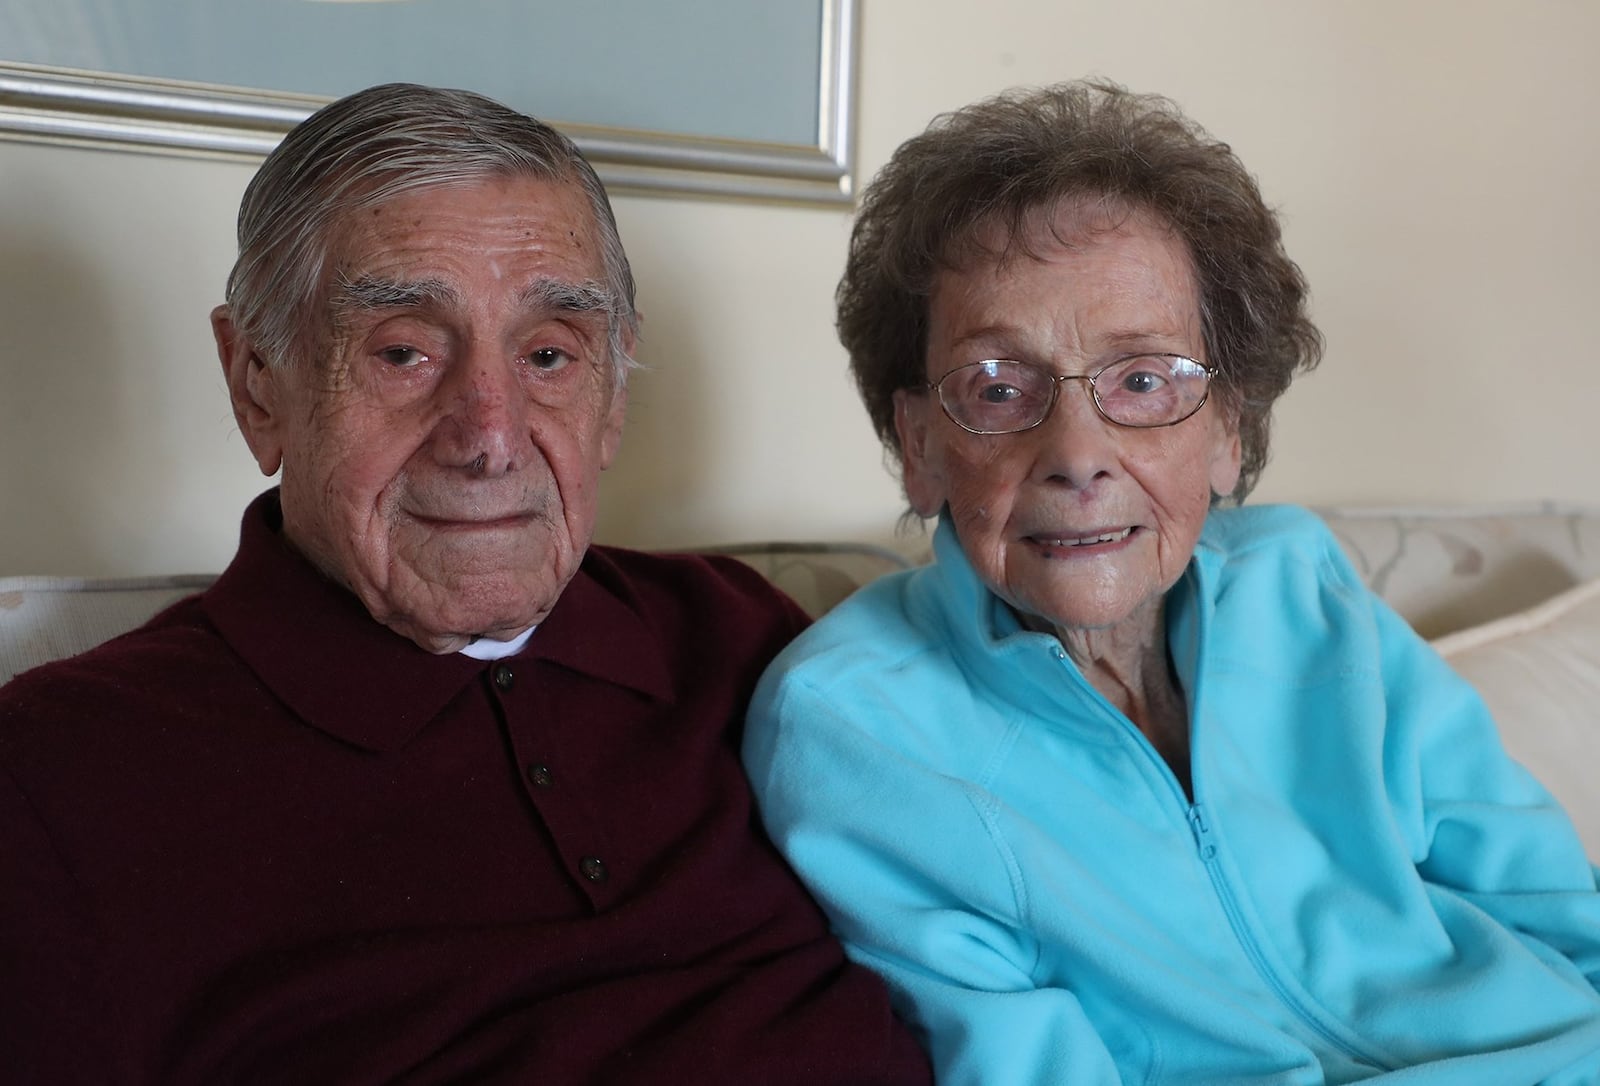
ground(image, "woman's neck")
xmin=1026 ymin=601 xmax=1195 ymax=797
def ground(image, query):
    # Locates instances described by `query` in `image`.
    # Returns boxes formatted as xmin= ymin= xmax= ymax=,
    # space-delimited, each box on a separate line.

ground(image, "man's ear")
xmin=212 ymin=305 xmax=286 ymax=477
xmin=598 ymin=323 xmax=635 ymax=471
xmin=893 ymin=388 xmax=946 ymax=517
xmin=599 ymin=374 xmax=628 ymax=471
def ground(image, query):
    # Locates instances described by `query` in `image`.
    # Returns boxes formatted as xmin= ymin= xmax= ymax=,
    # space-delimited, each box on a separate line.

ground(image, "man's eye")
xmin=525 ymin=348 xmax=573 ymax=373
xmin=379 ymin=346 xmax=428 ymax=368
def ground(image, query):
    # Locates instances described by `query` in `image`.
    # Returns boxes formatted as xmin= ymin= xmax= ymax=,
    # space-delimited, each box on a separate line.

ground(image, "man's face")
xmin=216 ymin=175 xmax=629 ymax=653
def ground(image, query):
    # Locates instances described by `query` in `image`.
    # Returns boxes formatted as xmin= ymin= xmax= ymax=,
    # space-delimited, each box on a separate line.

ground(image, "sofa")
xmin=3 ymin=503 xmax=1598 ymax=854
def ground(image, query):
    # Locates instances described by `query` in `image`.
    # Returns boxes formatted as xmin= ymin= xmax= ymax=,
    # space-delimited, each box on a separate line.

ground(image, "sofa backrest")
xmin=0 ymin=547 xmax=911 ymax=687
xmin=4 ymin=504 xmax=1600 ymax=687
xmin=1312 ymin=504 xmax=1600 ymax=639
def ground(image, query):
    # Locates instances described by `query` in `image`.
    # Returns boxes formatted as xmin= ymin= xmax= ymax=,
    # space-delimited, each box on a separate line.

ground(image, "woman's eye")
xmin=378 ymin=346 xmax=429 ymax=368
xmin=1120 ymin=368 xmax=1167 ymax=394
xmin=525 ymin=347 xmax=573 ymax=373
xmin=977 ymin=382 xmax=1022 ymax=404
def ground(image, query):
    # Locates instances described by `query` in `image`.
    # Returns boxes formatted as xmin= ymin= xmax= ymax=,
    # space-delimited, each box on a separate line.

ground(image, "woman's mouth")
xmin=1026 ymin=526 xmax=1137 ymax=550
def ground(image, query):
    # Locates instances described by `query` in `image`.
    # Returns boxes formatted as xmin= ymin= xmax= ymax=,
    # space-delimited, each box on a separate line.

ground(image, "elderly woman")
xmin=743 ymin=82 xmax=1600 ymax=1084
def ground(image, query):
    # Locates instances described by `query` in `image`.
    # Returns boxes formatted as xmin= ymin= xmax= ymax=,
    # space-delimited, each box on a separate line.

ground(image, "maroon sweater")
xmin=0 ymin=492 xmax=930 ymax=1085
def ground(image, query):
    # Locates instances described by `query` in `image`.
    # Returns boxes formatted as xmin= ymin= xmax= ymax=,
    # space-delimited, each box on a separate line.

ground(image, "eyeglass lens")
xmin=936 ymin=356 xmax=1210 ymax=433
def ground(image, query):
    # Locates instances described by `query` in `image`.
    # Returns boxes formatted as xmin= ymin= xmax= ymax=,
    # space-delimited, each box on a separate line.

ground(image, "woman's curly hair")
xmin=837 ymin=80 xmax=1323 ymax=502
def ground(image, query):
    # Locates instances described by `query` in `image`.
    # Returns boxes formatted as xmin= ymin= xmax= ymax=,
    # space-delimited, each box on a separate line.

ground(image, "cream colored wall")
xmin=2 ymin=0 xmax=1596 ymax=576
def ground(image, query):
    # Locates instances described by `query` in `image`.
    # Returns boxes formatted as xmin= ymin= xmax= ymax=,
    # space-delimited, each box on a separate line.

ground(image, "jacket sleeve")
xmin=744 ymin=670 xmax=1125 ymax=1086
xmin=1371 ymin=595 xmax=1600 ymax=990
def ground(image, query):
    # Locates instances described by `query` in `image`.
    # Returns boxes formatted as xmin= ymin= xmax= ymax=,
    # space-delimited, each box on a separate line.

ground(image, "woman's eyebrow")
xmin=1098 ymin=328 xmax=1194 ymax=351
xmin=947 ymin=323 xmax=1023 ymax=352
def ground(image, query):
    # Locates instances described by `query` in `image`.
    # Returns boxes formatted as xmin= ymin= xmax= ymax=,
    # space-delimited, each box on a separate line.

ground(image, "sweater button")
xmin=526 ymin=763 xmax=553 ymax=788
xmin=491 ymin=663 xmax=515 ymax=691
xmin=579 ymin=856 xmax=608 ymax=883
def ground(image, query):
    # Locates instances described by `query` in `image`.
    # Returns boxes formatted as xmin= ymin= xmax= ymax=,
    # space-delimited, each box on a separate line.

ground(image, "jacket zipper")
xmin=1050 ymin=647 xmax=1391 ymax=1069
xmin=1187 ymin=803 xmax=1389 ymax=1069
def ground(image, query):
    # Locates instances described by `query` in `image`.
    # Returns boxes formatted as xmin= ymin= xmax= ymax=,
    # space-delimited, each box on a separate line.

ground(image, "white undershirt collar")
xmin=457 ymin=625 xmax=536 ymax=660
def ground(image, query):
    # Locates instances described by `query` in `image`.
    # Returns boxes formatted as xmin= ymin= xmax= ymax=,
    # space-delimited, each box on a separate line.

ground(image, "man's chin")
xmin=366 ymin=580 xmax=554 ymax=655
xmin=351 ymin=549 xmax=575 ymax=653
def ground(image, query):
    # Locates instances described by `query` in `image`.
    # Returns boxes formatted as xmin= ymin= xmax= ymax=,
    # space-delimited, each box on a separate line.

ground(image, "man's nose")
xmin=434 ymin=349 xmax=530 ymax=477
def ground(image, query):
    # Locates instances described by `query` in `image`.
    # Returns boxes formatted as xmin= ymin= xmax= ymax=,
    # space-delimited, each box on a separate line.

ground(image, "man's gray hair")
xmin=224 ymin=83 xmax=640 ymax=378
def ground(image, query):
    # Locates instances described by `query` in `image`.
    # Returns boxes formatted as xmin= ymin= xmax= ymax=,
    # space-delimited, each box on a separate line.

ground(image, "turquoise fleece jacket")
xmin=744 ymin=506 xmax=1600 ymax=1084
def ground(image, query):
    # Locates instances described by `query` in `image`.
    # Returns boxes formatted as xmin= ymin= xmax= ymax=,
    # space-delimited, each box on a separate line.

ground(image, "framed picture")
xmin=0 ymin=0 xmax=857 ymax=204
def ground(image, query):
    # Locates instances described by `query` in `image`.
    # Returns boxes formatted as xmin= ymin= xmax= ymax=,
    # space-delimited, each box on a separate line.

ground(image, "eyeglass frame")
xmin=919 ymin=354 xmax=1218 ymax=435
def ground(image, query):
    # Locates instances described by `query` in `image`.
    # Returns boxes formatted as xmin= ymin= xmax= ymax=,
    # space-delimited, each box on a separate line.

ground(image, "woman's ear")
xmin=212 ymin=305 xmax=286 ymax=477
xmin=894 ymin=388 xmax=947 ymax=517
xmin=1207 ymin=406 xmax=1243 ymax=501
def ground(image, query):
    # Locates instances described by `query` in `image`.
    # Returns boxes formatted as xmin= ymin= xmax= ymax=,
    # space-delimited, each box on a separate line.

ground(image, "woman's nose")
xmin=1030 ymin=376 xmax=1119 ymax=490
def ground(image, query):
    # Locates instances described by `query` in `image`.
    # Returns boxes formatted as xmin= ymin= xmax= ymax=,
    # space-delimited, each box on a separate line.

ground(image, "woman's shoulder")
xmin=1192 ymin=503 xmax=1382 ymax=672
xmin=1200 ymin=503 xmax=1358 ymax=583
xmin=762 ymin=566 xmax=942 ymax=689
xmin=749 ymin=563 xmax=1002 ymax=756
xmin=1201 ymin=502 xmax=1334 ymax=551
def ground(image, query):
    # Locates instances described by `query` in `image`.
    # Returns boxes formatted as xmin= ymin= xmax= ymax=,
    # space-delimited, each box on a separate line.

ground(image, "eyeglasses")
xmin=923 ymin=355 xmax=1216 ymax=435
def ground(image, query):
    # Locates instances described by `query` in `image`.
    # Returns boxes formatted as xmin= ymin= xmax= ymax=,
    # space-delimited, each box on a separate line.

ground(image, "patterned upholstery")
xmin=1313 ymin=503 xmax=1600 ymax=639
xmin=708 ymin=541 xmax=911 ymax=619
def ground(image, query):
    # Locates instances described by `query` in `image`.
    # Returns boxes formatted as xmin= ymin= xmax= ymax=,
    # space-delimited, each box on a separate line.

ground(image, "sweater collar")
xmin=201 ymin=490 xmax=673 ymax=753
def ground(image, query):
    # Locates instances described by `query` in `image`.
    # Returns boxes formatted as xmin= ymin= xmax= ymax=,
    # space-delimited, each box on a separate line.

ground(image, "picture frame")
xmin=0 ymin=0 xmax=857 ymax=204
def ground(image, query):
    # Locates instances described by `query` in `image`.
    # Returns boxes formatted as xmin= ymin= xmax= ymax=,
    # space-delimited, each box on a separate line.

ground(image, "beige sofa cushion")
xmin=1433 ymin=577 xmax=1600 ymax=857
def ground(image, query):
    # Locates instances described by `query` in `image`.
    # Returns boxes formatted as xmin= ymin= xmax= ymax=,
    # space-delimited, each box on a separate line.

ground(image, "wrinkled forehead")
xmin=922 ymin=195 xmax=1212 ymax=382
xmin=313 ymin=172 xmax=604 ymax=300
xmin=300 ymin=174 xmax=606 ymax=355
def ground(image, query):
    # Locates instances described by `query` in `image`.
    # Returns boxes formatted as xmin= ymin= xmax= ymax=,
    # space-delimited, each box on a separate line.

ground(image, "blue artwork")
xmin=0 ymin=0 xmax=855 ymax=202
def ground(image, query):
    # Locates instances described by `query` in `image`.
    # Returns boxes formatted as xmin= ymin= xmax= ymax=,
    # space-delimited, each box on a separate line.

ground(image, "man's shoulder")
xmin=3 ymin=591 xmax=220 ymax=696
xmin=0 ymin=593 xmax=237 ymax=762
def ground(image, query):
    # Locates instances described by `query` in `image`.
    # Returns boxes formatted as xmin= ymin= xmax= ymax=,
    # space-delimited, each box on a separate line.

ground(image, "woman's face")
xmin=894 ymin=206 xmax=1241 ymax=636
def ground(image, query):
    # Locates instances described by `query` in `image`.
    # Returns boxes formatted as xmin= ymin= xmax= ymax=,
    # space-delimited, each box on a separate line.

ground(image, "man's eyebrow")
xmin=331 ymin=274 xmax=459 ymax=312
xmin=327 ymin=274 xmax=613 ymax=324
xmin=521 ymin=277 xmax=615 ymax=319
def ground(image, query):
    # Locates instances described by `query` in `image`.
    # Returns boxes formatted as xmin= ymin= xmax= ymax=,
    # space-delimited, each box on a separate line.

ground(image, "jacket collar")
xmin=913 ymin=515 xmax=1216 ymax=728
xmin=202 ymin=490 xmax=673 ymax=753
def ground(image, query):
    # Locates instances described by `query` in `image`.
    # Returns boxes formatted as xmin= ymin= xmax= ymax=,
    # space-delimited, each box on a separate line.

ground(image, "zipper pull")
xmin=1188 ymin=804 xmax=1218 ymax=861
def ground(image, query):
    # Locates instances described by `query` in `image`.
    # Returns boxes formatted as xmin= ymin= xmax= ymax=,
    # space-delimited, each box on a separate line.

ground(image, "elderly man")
xmin=0 ymin=84 xmax=929 ymax=1084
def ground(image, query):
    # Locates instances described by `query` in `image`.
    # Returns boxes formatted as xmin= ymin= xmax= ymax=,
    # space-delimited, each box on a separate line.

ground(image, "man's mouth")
xmin=409 ymin=510 xmax=537 ymax=529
